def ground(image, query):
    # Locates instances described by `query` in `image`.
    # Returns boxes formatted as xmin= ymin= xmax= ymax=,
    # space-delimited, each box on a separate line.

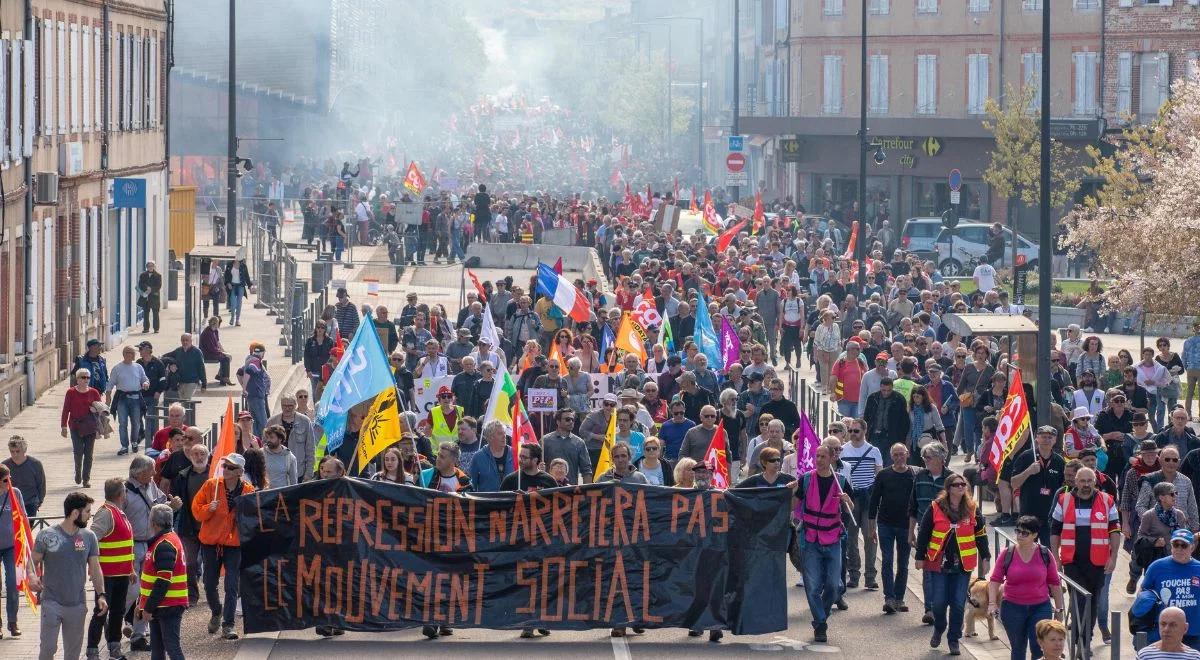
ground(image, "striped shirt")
xmin=839 ymin=442 xmax=882 ymax=491
xmin=1136 ymin=645 xmax=1200 ymax=659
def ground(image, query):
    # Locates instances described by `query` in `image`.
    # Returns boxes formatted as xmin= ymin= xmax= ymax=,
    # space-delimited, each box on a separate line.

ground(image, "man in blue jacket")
xmin=467 ymin=420 xmax=513 ymax=492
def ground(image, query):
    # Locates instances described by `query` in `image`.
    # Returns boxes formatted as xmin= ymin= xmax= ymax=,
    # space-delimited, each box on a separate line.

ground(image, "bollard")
xmin=1110 ymin=611 xmax=1122 ymax=659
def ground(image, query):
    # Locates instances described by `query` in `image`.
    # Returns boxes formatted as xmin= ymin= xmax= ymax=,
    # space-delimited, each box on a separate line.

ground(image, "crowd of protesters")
xmin=11 ymin=167 xmax=1200 ymax=660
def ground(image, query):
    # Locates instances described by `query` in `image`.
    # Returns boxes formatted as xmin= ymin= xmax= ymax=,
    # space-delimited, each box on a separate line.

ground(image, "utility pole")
xmin=225 ymin=0 xmax=238 ymax=245
xmin=731 ymin=0 xmax=740 ymax=202
xmin=856 ymin=1 xmax=868 ymax=298
xmin=1037 ymin=0 xmax=1052 ymax=425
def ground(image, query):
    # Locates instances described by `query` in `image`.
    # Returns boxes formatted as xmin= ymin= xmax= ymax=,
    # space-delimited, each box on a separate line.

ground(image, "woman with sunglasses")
xmin=915 ymin=476 xmax=991 ymax=656
xmin=736 ymin=446 xmax=796 ymax=489
xmin=987 ymin=515 xmax=1065 ymax=660
xmin=1135 ymin=481 xmax=1189 ymax=571
xmin=574 ymin=334 xmax=601 ymax=373
xmin=634 ymin=436 xmax=674 ymax=487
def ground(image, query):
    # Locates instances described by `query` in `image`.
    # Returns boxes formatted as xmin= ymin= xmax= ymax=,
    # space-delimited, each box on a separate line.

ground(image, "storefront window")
xmin=812 ymin=175 xmax=894 ymax=226
xmin=914 ymin=178 xmax=987 ymax=220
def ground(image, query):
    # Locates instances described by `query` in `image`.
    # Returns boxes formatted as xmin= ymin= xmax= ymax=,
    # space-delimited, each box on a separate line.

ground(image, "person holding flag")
xmin=0 ymin=463 xmax=31 ymax=638
xmin=316 ymin=312 xmax=396 ymax=461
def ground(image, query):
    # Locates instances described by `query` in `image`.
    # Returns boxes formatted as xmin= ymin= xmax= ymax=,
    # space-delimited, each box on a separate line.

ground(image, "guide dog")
xmin=964 ymin=577 xmax=1000 ymax=640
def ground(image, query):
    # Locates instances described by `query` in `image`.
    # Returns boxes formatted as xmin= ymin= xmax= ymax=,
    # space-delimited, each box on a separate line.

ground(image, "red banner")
xmin=987 ymin=370 xmax=1032 ymax=480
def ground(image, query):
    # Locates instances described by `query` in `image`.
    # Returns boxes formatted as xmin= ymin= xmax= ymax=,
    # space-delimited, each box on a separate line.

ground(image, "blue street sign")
xmin=948 ymin=169 xmax=962 ymax=192
xmin=728 ymin=135 xmax=744 ymax=152
xmin=113 ymin=178 xmax=147 ymax=208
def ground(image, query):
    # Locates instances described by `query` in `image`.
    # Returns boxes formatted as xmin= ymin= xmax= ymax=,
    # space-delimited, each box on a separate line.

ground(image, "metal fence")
xmin=787 ymin=372 xmax=840 ymax=437
xmin=992 ymin=527 xmax=1097 ymax=660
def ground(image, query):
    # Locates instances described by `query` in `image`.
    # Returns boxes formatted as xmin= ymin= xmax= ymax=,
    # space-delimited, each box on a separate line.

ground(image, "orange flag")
xmin=9 ymin=482 xmax=38 ymax=612
xmin=615 ymin=312 xmax=649 ymax=368
xmin=752 ymin=190 xmax=765 ymax=235
xmin=547 ymin=342 xmax=569 ymax=376
xmin=704 ymin=420 xmax=732 ymax=489
xmin=210 ymin=398 xmax=236 ymax=478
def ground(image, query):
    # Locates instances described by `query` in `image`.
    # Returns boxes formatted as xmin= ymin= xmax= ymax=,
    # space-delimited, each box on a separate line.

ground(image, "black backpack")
xmin=1001 ymin=544 xmax=1051 ymax=573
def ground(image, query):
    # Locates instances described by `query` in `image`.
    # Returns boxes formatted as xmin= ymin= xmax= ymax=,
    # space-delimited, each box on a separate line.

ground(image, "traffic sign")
xmin=941 ymin=208 xmax=959 ymax=230
xmin=726 ymin=153 xmax=746 ymax=172
xmin=950 ymin=190 xmax=961 ymax=205
xmin=728 ymin=135 xmax=744 ymax=152
xmin=780 ymin=138 xmax=801 ymax=163
xmin=948 ymin=169 xmax=962 ymax=192
xmin=725 ymin=171 xmax=749 ymax=187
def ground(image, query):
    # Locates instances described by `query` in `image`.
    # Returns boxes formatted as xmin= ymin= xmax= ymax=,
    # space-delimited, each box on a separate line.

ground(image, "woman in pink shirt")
xmin=987 ymin=516 xmax=1067 ymax=660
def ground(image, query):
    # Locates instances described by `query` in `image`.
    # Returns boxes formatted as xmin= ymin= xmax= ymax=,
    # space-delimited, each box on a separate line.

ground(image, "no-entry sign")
xmin=726 ymin=153 xmax=746 ymax=172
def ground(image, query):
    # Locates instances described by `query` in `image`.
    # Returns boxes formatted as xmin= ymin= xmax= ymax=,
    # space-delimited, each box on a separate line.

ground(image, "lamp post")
xmin=732 ymin=0 xmax=741 ymax=202
xmin=225 ymin=0 xmax=238 ymax=245
xmin=855 ymin=1 xmax=882 ymax=297
xmin=1036 ymin=0 xmax=1052 ymax=425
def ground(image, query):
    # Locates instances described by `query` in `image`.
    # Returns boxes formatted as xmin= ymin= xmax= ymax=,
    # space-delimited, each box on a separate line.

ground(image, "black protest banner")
xmin=237 ymin=479 xmax=791 ymax=634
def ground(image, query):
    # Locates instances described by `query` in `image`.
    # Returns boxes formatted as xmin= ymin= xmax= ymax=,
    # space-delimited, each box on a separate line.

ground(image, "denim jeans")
xmin=1149 ymin=393 xmax=1162 ymax=431
xmin=999 ymin=600 xmax=1051 ymax=660
xmin=201 ymin=544 xmax=241 ymax=627
xmin=149 ymin=606 xmax=185 ymax=660
xmin=836 ymin=400 xmax=857 ymax=417
xmin=115 ymin=394 xmax=144 ymax=450
xmin=1096 ymin=572 xmax=1112 ymax=636
xmin=960 ymin=407 xmax=980 ymax=455
xmin=929 ymin=570 xmax=971 ymax=643
xmin=1155 ymin=392 xmax=1177 ymax=432
xmin=247 ymin=396 xmax=268 ymax=438
xmin=801 ymin=540 xmax=842 ymax=628
xmin=228 ymin=284 xmax=246 ymax=324
xmin=332 ymin=235 xmax=345 ymax=261
xmin=877 ymin=523 xmax=911 ymax=603
xmin=451 ymin=232 xmax=465 ymax=261
xmin=0 ymin=546 xmax=17 ymax=625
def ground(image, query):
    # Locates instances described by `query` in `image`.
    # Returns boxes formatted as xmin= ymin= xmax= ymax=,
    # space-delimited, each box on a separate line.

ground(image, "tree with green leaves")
xmin=981 ymin=83 xmax=1081 ymax=275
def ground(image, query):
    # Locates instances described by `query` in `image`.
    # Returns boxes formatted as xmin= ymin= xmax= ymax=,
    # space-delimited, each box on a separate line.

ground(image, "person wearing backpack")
xmin=987 ymin=515 xmax=1066 ymax=660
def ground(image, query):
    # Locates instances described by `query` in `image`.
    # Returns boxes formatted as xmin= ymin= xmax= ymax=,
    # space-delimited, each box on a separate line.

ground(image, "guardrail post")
xmin=1110 ymin=611 xmax=1122 ymax=660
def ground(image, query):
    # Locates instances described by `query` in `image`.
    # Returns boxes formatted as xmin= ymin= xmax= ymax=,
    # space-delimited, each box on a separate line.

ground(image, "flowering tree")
xmin=1063 ymin=77 xmax=1200 ymax=315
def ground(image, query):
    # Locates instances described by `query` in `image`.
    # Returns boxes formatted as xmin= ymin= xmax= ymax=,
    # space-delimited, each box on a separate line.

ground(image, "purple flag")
xmin=795 ymin=412 xmax=822 ymax=474
xmin=719 ymin=315 xmax=741 ymax=372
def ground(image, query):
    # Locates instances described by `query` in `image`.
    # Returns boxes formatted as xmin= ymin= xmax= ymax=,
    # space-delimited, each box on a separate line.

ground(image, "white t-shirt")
xmin=973 ymin=264 xmax=997 ymax=292
xmin=641 ymin=462 xmax=665 ymax=486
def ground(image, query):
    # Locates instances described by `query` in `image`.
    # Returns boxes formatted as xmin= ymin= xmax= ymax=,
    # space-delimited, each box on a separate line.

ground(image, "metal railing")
xmin=787 ymin=372 xmax=840 ymax=437
xmin=244 ymin=216 xmax=328 ymax=364
xmin=992 ymin=527 xmax=1095 ymax=660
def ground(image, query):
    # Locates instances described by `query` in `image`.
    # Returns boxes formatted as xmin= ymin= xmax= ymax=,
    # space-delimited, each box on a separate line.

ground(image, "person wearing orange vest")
xmin=134 ymin=503 xmax=187 ymax=660
xmin=191 ymin=453 xmax=255 ymax=641
xmin=1049 ymin=467 xmax=1121 ymax=648
xmin=915 ymin=474 xmax=991 ymax=656
xmin=85 ymin=478 xmax=135 ymax=660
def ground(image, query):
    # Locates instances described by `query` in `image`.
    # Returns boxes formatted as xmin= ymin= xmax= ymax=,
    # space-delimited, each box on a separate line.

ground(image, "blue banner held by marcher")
xmin=316 ymin=314 xmax=395 ymax=452
xmin=693 ymin=290 xmax=723 ymax=370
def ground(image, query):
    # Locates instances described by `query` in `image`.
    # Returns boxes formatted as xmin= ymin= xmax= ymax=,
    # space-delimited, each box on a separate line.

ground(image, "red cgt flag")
xmin=511 ymin=397 xmax=539 ymax=471
xmin=752 ymin=191 xmax=765 ymax=235
xmin=704 ymin=420 xmax=732 ymax=489
xmin=986 ymin=369 xmax=1032 ymax=482
xmin=467 ymin=268 xmax=488 ymax=303
xmin=403 ymin=161 xmax=427 ymax=195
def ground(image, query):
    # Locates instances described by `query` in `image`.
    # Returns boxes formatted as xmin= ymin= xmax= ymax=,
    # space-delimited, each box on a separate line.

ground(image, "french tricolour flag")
xmin=536 ymin=263 xmax=591 ymax=323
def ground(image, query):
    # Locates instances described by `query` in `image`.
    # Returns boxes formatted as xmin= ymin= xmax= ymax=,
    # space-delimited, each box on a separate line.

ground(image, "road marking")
xmin=610 ymin=635 xmax=632 ymax=660
xmin=753 ymin=636 xmax=841 ymax=654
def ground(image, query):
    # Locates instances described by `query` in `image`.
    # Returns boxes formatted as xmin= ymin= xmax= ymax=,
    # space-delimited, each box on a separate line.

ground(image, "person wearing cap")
xmin=1136 ymin=481 xmax=1189 ymax=570
xmin=580 ymin=394 xmax=620 ymax=466
xmin=1137 ymin=530 xmax=1200 ymax=647
xmin=857 ymin=353 xmax=897 ymax=418
xmin=468 ymin=334 xmax=505 ymax=372
xmin=446 ymin=328 xmax=476 ymax=374
xmin=1096 ymin=391 xmax=1134 ymax=463
xmin=420 ymin=386 xmax=462 ymax=452
xmin=1010 ymin=427 xmax=1066 ymax=545
xmin=137 ymin=341 xmax=169 ymax=445
xmin=829 ymin=341 xmax=868 ymax=418
xmin=332 ymin=288 xmax=359 ymax=342
xmin=191 ymin=453 xmax=255 ymax=640
xmin=1049 ymin=466 xmax=1121 ymax=646
xmin=241 ymin=342 xmax=272 ymax=438
xmin=73 ymin=338 xmax=110 ymax=394
xmin=1138 ymin=446 xmax=1200 ymax=531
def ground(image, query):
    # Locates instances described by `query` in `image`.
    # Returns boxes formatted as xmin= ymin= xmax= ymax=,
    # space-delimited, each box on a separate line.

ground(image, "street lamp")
xmin=226 ymin=0 xmax=238 ymax=246
xmin=1036 ymin=0 xmax=1052 ymax=425
xmin=854 ymin=2 xmax=884 ymax=298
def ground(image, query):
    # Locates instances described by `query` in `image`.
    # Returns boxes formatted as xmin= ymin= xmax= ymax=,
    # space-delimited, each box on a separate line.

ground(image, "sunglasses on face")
xmin=604 ymin=403 xmax=616 ymax=408
xmin=297 ymin=394 xmax=308 ymax=399
xmin=438 ymin=394 xmax=452 ymax=399
xmin=1015 ymin=529 xmax=1033 ymax=537
xmin=645 ymin=446 xmax=660 ymax=452
xmin=701 ymin=414 xmax=717 ymax=419
xmin=949 ymin=482 xmax=967 ymax=489
xmin=763 ymin=457 xmax=781 ymax=464
xmin=1163 ymin=457 xmax=1181 ymax=463
xmin=1172 ymin=542 xmax=1191 ymax=549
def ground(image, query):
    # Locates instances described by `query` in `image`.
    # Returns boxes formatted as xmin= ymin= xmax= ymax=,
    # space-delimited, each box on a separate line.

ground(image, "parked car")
xmin=900 ymin=217 xmax=978 ymax=258
xmin=934 ymin=223 xmax=1040 ymax=276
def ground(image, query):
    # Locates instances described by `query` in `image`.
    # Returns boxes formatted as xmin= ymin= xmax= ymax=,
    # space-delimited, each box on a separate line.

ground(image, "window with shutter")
xmin=82 ymin=28 xmax=90 ymax=132
xmin=969 ymin=0 xmax=991 ymax=10
xmin=823 ymin=55 xmax=842 ymax=114
xmin=1139 ymin=52 xmax=1169 ymax=120
xmin=125 ymin=34 xmax=133 ymax=131
xmin=824 ymin=0 xmax=844 ymax=16
xmin=869 ymin=55 xmax=888 ymax=114
xmin=1187 ymin=51 xmax=1199 ymax=82
xmin=968 ymin=54 xmax=989 ymax=115
xmin=10 ymin=39 xmax=21 ymax=162
xmin=1117 ymin=52 xmax=1133 ymax=117
xmin=868 ymin=0 xmax=890 ymax=13
xmin=917 ymin=54 xmax=937 ymax=115
xmin=132 ymin=35 xmax=141 ymax=130
xmin=69 ymin=24 xmax=79 ymax=134
xmin=23 ymin=38 xmax=33 ymax=156
xmin=1023 ymin=0 xmax=1042 ymax=9
xmin=1023 ymin=52 xmax=1042 ymax=112
xmin=91 ymin=207 xmax=100 ymax=312
xmin=93 ymin=27 xmax=101 ymax=131
xmin=41 ymin=20 xmax=52 ymax=138
xmin=150 ymin=37 xmax=158 ymax=127
xmin=28 ymin=221 xmax=38 ymax=335
xmin=917 ymin=0 xmax=938 ymax=13
xmin=42 ymin=217 xmax=52 ymax=335
xmin=1074 ymin=0 xmax=1100 ymax=8
xmin=1 ymin=39 xmax=9 ymax=165
xmin=56 ymin=22 xmax=64 ymax=136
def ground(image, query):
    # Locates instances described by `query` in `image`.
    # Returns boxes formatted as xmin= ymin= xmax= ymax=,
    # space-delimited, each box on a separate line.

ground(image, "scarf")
xmin=1130 ymin=455 xmax=1159 ymax=477
xmin=910 ymin=406 xmax=926 ymax=444
xmin=1155 ymin=502 xmax=1179 ymax=531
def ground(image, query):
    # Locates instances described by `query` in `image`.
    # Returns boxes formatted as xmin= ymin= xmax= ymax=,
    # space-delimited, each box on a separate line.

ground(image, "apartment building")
xmin=740 ymin=0 xmax=1104 ymax=226
xmin=1103 ymin=0 xmax=1200 ymax=125
xmin=0 ymin=0 xmax=169 ymax=418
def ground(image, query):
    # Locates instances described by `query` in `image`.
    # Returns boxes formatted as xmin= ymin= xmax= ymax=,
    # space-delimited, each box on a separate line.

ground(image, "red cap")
xmin=437 ymin=385 xmax=453 ymax=397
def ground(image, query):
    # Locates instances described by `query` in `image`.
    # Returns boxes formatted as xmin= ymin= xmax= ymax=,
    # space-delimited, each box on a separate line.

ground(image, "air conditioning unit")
xmin=33 ymin=172 xmax=59 ymax=206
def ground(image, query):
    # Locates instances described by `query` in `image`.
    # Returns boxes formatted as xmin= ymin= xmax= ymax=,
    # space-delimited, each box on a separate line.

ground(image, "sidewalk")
xmin=0 ymin=286 xmax=304 ymax=659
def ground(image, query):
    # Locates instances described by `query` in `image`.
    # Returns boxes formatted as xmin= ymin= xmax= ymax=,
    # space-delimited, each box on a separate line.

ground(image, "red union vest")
xmin=137 ymin=531 xmax=188 ymax=610
xmin=1058 ymin=491 xmax=1114 ymax=566
xmin=97 ymin=502 xmax=135 ymax=577
xmin=926 ymin=503 xmax=979 ymax=572
xmin=800 ymin=471 xmax=844 ymax=545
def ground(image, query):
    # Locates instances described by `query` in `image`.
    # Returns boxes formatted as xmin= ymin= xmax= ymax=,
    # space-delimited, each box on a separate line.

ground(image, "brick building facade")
xmin=1102 ymin=0 xmax=1200 ymax=126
